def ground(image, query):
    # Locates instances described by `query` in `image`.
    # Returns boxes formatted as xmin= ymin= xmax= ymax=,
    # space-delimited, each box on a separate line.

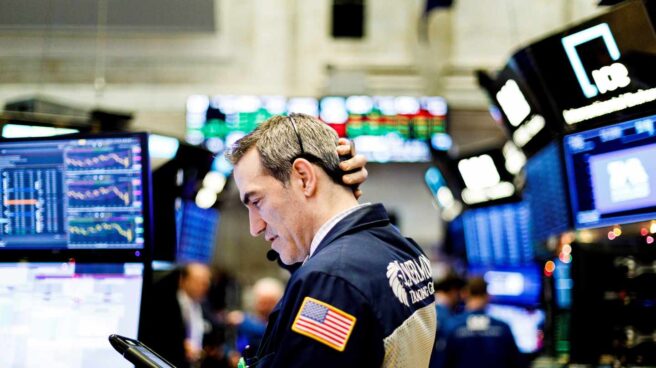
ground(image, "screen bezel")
xmin=0 ymin=131 xmax=154 ymax=264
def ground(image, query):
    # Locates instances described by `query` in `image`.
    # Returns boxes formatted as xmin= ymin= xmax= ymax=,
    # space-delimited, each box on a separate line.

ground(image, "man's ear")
xmin=291 ymin=158 xmax=317 ymax=197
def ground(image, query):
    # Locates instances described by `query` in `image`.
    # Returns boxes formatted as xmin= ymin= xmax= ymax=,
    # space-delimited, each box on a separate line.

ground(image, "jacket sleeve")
xmin=259 ymin=270 xmax=384 ymax=368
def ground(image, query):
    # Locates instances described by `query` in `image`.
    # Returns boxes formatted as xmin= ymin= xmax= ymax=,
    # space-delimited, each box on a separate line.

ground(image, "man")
xmin=144 ymin=263 xmax=225 ymax=368
xmin=227 ymin=113 xmax=437 ymax=367
xmin=430 ymin=274 xmax=465 ymax=368
xmin=442 ymin=276 xmax=524 ymax=368
xmin=228 ymin=277 xmax=285 ymax=353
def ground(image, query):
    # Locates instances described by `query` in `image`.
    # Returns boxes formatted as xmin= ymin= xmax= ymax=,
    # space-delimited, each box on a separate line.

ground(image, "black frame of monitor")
xmin=0 ymin=131 xmax=154 ymax=264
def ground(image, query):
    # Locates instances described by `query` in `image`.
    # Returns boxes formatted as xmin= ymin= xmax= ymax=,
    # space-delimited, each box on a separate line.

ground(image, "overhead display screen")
xmin=486 ymin=61 xmax=558 ymax=157
xmin=517 ymin=0 xmax=656 ymax=130
xmin=455 ymin=147 xmax=518 ymax=206
xmin=186 ymin=95 xmax=449 ymax=164
xmin=563 ymin=113 xmax=656 ymax=228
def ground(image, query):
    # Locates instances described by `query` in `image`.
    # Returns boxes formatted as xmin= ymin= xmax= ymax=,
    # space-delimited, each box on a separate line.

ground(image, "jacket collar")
xmin=310 ymin=203 xmax=390 ymax=258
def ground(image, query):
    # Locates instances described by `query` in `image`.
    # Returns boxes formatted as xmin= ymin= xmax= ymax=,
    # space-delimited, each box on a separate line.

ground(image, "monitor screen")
xmin=524 ymin=141 xmax=571 ymax=244
xmin=563 ymin=114 xmax=656 ymax=228
xmin=553 ymin=259 xmax=572 ymax=309
xmin=0 ymin=133 xmax=151 ymax=254
xmin=185 ymin=95 xmax=449 ymax=165
xmin=487 ymin=304 xmax=545 ymax=354
xmin=468 ymin=264 xmax=542 ymax=307
xmin=456 ymin=147 xmax=518 ymax=206
xmin=320 ymin=96 xmax=449 ymax=162
xmin=462 ymin=202 xmax=533 ymax=266
xmin=0 ymin=262 xmax=144 ymax=368
xmin=176 ymin=200 xmax=219 ymax=264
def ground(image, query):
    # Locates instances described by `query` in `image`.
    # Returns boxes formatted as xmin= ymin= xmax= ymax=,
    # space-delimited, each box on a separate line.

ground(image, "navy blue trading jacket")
xmin=252 ymin=203 xmax=437 ymax=368
xmin=443 ymin=310 xmax=524 ymax=368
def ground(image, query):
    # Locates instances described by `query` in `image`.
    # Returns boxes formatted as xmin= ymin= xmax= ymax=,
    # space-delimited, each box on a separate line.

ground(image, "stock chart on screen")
xmin=0 ymin=134 xmax=148 ymax=251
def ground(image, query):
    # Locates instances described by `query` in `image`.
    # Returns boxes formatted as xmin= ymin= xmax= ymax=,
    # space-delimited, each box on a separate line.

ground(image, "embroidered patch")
xmin=386 ymin=261 xmax=410 ymax=306
xmin=291 ymin=297 xmax=356 ymax=351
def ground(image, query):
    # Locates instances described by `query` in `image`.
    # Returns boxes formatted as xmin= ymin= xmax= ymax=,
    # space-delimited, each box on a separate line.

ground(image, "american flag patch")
xmin=291 ymin=297 xmax=356 ymax=351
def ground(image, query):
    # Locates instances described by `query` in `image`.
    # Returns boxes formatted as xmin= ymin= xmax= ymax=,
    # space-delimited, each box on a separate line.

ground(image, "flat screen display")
xmin=0 ymin=262 xmax=144 ymax=368
xmin=462 ymin=202 xmax=533 ymax=266
xmin=516 ymin=1 xmax=656 ymax=129
xmin=0 ymin=133 xmax=150 ymax=252
xmin=563 ymin=114 xmax=656 ymax=228
xmin=468 ymin=264 xmax=542 ymax=307
xmin=185 ymin=95 xmax=449 ymax=164
xmin=487 ymin=304 xmax=545 ymax=354
xmin=524 ymin=141 xmax=571 ymax=244
xmin=176 ymin=200 xmax=219 ymax=264
xmin=320 ymin=96 xmax=449 ymax=162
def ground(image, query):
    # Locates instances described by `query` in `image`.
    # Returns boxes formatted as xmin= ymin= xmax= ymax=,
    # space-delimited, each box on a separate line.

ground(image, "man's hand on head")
xmin=337 ymin=138 xmax=368 ymax=200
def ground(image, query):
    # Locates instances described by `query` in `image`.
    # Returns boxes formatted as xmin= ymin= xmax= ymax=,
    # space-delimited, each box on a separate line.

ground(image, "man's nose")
xmin=249 ymin=210 xmax=266 ymax=237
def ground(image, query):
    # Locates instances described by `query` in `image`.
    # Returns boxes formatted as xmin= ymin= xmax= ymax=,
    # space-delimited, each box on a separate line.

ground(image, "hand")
xmin=226 ymin=310 xmax=245 ymax=326
xmin=337 ymin=138 xmax=368 ymax=199
xmin=184 ymin=338 xmax=202 ymax=363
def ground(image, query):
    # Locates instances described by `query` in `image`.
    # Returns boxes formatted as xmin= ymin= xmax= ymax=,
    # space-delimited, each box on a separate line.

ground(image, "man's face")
xmin=181 ymin=264 xmax=211 ymax=302
xmin=233 ymin=148 xmax=309 ymax=265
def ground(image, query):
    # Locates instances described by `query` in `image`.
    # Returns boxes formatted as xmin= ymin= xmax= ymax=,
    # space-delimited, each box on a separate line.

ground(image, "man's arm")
xmin=261 ymin=271 xmax=381 ymax=368
xmin=336 ymin=138 xmax=368 ymax=199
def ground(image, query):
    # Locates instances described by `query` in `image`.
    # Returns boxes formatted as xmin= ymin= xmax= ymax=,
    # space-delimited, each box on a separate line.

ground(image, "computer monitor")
xmin=0 ymin=261 xmax=144 ymax=368
xmin=487 ymin=304 xmax=545 ymax=354
xmin=468 ymin=264 xmax=542 ymax=307
xmin=563 ymin=114 xmax=656 ymax=229
xmin=0 ymin=132 xmax=152 ymax=261
xmin=461 ymin=202 xmax=533 ymax=266
xmin=176 ymin=199 xmax=219 ymax=264
xmin=524 ymin=141 xmax=571 ymax=244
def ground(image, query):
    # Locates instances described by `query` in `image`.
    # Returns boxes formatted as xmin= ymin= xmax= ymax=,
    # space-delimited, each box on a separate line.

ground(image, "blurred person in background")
xmin=144 ymin=263 xmax=227 ymax=368
xmin=430 ymin=274 xmax=465 ymax=368
xmin=227 ymin=277 xmax=285 ymax=353
xmin=442 ymin=276 xmax=524 ymax=368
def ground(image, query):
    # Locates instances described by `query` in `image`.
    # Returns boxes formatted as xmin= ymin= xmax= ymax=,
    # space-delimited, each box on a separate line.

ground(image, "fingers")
xmin=339 ymin=153 xmax=367 ymax=173
xmin=336 ymin=138 xmax=355 ymax=157
xmin=342 ymin=166 xmax=368 ymax=187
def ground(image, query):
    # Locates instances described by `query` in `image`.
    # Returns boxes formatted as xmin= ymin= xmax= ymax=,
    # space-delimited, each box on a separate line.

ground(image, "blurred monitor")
xmin=468 ymin=264 xmax=542 ymax=307
xmin=0 ymin=133 xmax=151 ymax=259
xmin=185 ymin=95 xmax=449 ymax=166
xmin=175 ymin=199 xmax=219 ymax=264
xmin=320 ymin=96 xmax=449 ymax=162
xmin=456 ymin=147 xmax=518 ymax=206
xmin=424 ymin=166 xmax=461 ymax=221
xmin=524 ymin=141 xmax=571 ymax=245
xmin=563 ymin=114 xmax=656 ymax=228
xmin=487 ymin=304 xmax=545 ymax=354
xmin=462 ymin=202 xmax=533 ymax=266
xmin=553 ymin=259 xmax=572 ymax=309
xmin=0 ymin=261 xmax=144 ymax=368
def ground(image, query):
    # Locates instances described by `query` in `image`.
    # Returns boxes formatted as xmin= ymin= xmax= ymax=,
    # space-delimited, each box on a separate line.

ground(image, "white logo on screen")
xmin=496 ymin=80 xmax=531 ymax=127
xmin=561 ymin=23 xmax=631 ymax=99
xmin=608 ymin=158 xmax=650 ymax=202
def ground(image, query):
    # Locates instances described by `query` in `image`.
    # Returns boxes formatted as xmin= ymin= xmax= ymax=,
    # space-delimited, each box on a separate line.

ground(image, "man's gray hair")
xmin=226 ymin=113 xmax=341 ymax=184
